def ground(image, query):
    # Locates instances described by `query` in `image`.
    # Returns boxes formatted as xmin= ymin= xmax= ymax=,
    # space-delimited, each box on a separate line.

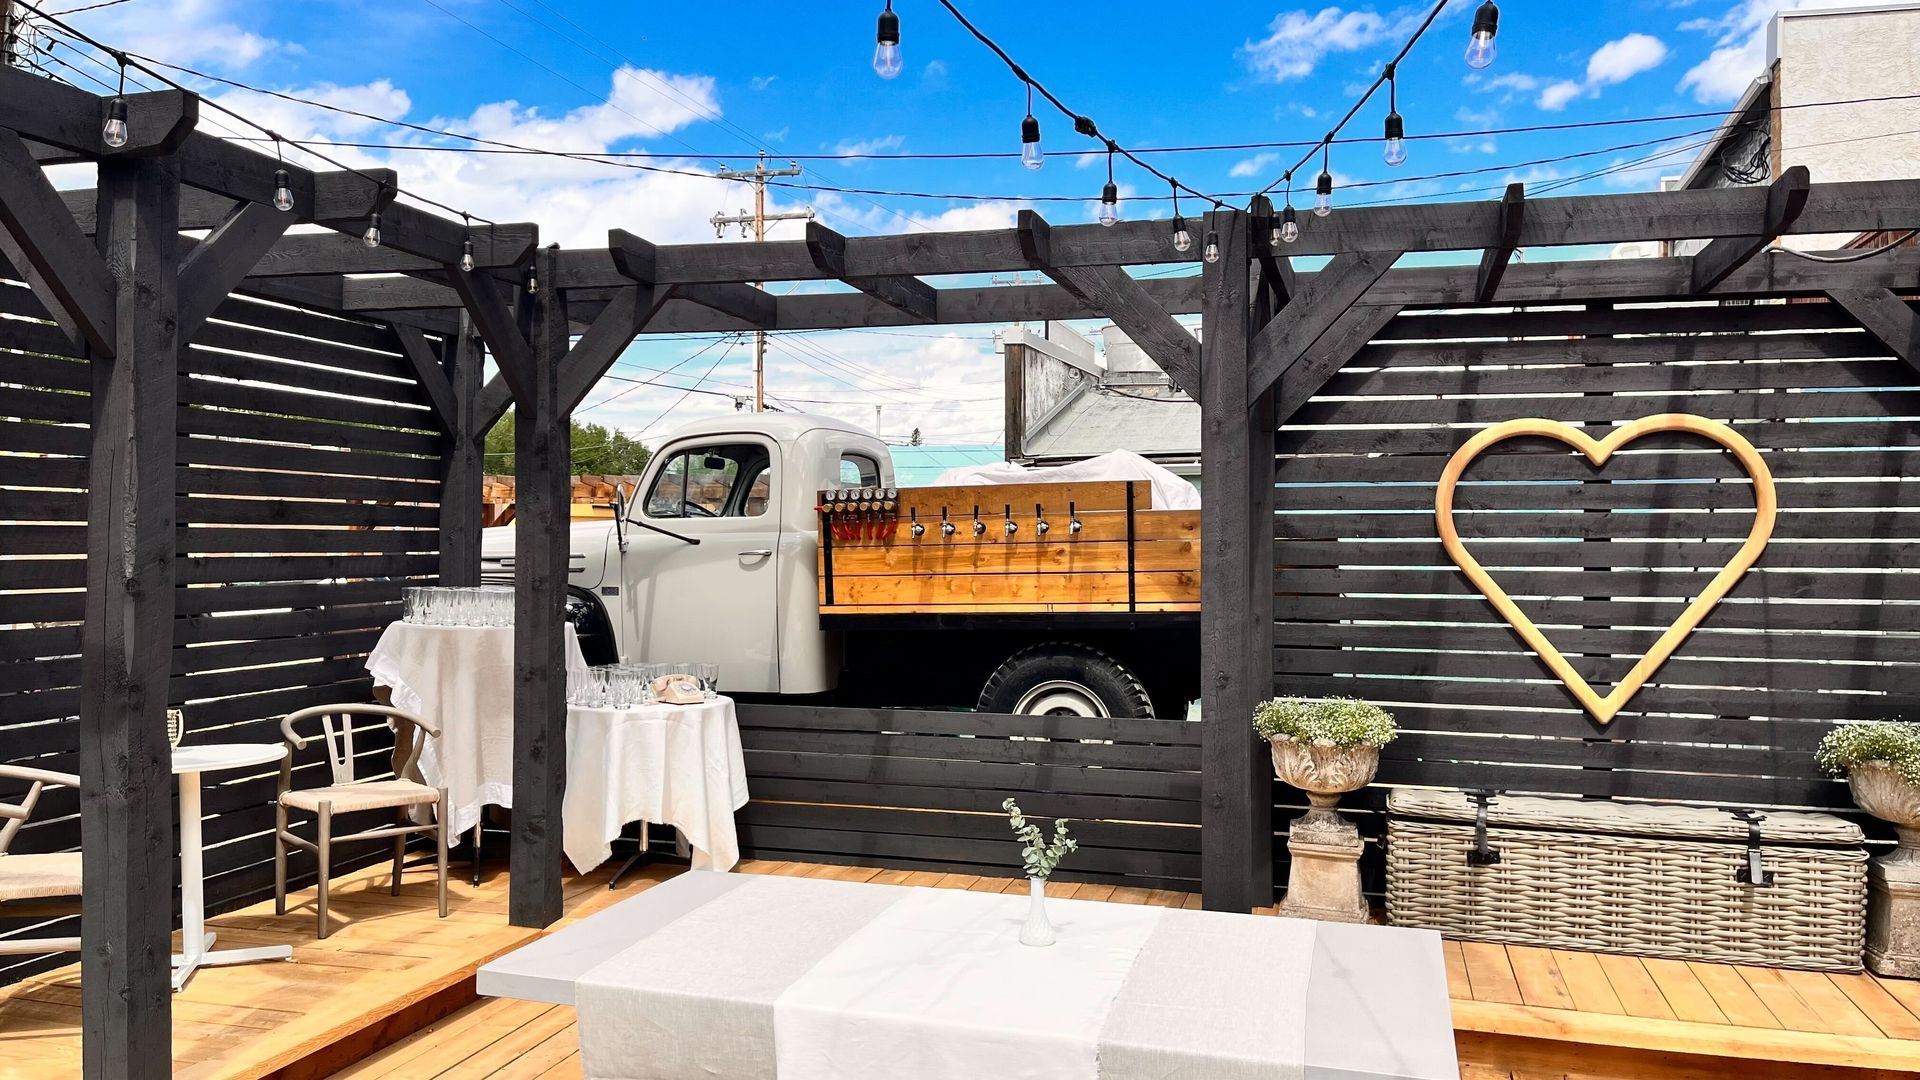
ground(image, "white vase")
xmin=1020 ymin=877 xmax=1056 ymax=947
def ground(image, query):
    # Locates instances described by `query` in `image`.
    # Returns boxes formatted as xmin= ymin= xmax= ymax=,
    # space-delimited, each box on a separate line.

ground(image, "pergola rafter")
xmin=5 ymin=63 xmax=1920 ymax=1075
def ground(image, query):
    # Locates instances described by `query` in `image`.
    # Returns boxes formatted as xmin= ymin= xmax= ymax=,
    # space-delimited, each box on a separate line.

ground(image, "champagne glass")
xmin=695 ymin=663 xmax=719 ymax=702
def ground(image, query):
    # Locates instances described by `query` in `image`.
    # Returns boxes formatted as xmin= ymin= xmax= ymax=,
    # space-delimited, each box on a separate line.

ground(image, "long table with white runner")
xmin=478 ymin=871 xmax=1457 ymax=1080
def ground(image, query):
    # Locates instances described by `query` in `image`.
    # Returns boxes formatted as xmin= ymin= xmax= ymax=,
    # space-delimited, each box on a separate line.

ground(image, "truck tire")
xmin=977 ymin=643 xmax=1155 ymax=719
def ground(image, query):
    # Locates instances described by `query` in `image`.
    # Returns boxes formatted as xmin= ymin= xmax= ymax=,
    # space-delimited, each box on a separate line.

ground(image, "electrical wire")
xmin=44 ymin=0 xmax=137 ymax=14
xmin=1770 ymin=231 xmax=1919 ymax=263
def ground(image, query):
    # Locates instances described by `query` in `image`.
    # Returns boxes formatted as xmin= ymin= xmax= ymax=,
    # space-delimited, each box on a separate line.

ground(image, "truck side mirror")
xmin=612 ymin=482 xmax=631 ymax=553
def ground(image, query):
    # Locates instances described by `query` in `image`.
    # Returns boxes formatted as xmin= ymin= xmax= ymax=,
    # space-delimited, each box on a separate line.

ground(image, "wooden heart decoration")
xmin=1434 ymin=414 xmax=1776 ymax=725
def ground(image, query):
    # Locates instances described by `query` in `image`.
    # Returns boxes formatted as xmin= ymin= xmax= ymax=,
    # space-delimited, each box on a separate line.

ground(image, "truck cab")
xmin=482 ymin=414 xmax=1199 ymax=718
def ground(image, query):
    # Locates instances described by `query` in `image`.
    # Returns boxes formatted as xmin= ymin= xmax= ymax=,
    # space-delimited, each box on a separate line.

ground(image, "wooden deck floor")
xmin=4 ymin=857 xmax=1920 ymax=1079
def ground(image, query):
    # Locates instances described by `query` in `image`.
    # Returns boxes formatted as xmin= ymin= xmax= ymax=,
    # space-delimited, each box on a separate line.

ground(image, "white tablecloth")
xmin=562 ymin=699 xmax=750 ymax=874
xmin=365 ymin=621 xmax=588 ymax=841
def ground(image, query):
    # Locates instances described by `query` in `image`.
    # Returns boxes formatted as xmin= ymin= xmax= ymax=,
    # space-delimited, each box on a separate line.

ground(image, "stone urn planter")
xmin=1849 ymin=762 xmax=1920 ymax=978
xmin=1256 ymin=698 xmax=1395 ymax=925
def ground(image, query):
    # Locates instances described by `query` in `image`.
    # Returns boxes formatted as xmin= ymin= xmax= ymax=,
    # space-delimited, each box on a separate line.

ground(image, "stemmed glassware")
xmin=403 ymin=586 xmax=514 ymax=627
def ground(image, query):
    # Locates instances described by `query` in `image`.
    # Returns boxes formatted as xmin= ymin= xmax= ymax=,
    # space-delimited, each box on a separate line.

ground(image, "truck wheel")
xmin=977 ymin=643 xmax=1155 ymax=719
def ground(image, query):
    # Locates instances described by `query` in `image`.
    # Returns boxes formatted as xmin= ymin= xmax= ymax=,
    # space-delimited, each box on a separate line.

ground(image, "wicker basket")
xmin=1386 ymin=790 xmax=1868 ymax=972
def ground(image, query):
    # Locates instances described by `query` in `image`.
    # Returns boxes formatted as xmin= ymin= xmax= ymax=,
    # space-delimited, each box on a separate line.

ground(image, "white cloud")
xmin=1535 ymin=33 xmax=1668 ymax=110
xmin=1587 ymin=33 xmax=1669 ymax=86
xmin=1480 ymin=72 xmax=1542 ymax=93
xmin=749 ymin=75 xmax=778 ymax=91
xmin=1239 ymin=7 xmax=1390 ymax=82
xmin=1536 ymin=80 xmax=1585 ymax=111
xmin=83 ymin=0 xmax=280 ymax=69
xmin=832 ymin=134 xmax=905 ymax=157
xmin=1229 ymin=152 xmax=1282 ymax=178
xmin=1678 ymin=0 xmax=1864 ymax=103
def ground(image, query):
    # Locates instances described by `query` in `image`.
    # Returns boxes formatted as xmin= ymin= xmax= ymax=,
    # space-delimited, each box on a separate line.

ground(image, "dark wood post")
xmin=508 ymin=246 xmax=570 ymax=927
xmin=1198 ymin=209 xmax=1271 ymax=911
xmin=438 ymin=314 xmax=485 ymax=587
xmin=80 ymin=156 xmax=181 ymax=1079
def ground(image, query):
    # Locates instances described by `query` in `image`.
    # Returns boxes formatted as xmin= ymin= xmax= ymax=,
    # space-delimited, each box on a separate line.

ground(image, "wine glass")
xmin=695 ymin=663 xmax=719 ymax=702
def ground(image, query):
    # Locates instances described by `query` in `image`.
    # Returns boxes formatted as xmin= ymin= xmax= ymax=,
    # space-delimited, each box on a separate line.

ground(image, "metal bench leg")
xmin=608 ymin=821 xmax=651 ymax=889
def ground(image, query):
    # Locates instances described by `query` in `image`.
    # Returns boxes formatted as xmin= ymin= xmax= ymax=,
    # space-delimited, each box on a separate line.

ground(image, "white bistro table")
xmin=172 ymin=743 xmax=293 ymax=992
xmin=479 ymin=871 xmax=1460 ymax=1080
xmin=365 ymin=621 xmax=588 ymax=843
xmin=562 ymin=698 xmax=749 ymax=875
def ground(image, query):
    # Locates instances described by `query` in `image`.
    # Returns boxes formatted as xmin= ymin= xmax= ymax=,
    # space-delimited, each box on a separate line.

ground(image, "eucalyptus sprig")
xmin=1003 ymin=797 xmax=1077 ymax=880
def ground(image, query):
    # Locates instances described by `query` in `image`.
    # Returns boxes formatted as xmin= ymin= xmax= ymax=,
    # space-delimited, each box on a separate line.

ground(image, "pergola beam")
xmin=392 ymin=324 xmax=460 ymax=430
xmin=557 ymin=285 xmax=676 ymax=414
xmin=1272 ymin=303 xmax=1404 ymax=425
xmin=1246 ymin=248 xmax=1401 ymax=400
xmin=0 ymin=66 xmax=196 ymax=158
xmin=1475 ymin=183 xmax=1525 ymax=302
xmin=1018 ymin=210 xmax=1202 ymax=397
xmin=0 ymin=129 xmax=118 ymax=354
xmin=806 ymin=221 xmax=935 ymax=322
xmin=1692 ymin=166 xmax=1811 ymax=293
xmin=447 ymin=263 xmax=534 ymax=400
xmin=1828 ymin=288 xmax=1920 ymax=373
xmin=176 ymin=201 xmax=292 ymax=339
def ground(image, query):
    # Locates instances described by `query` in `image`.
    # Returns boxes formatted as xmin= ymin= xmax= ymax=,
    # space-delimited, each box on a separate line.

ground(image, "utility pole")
xmin=711 ymin=153 xmax=812 ymax=412
xmin=2 ymin=2 xmax=19 ymax=69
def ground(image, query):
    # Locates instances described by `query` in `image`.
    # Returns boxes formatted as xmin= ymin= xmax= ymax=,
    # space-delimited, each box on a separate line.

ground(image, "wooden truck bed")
xmin=816 ymin=480 xmax=1200 ymax=616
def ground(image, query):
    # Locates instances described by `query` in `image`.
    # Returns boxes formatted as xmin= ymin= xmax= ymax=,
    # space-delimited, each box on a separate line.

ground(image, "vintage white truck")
xmin=481 ymin=413 xmax=1201 ymax=718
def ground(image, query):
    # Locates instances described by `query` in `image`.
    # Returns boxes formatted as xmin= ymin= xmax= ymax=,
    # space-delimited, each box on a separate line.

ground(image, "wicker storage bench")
xmin=1386 ymin=790 xmax=1868 ymax=972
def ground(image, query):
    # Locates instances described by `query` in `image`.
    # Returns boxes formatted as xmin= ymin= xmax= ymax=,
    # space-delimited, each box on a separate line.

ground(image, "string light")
xmin=362 ymin=209 xmax=382 ymax=249
xmin=460 ymin=214 xmax=476 ymax=273
xmin=1382 ymin=63 xmax=1407 ymax=167
xmin=527 ymin=258 xmax=540 ymax=295
xmin=1466 ymin=1 xmax=1499 ymax=70
xmin=271 ymin=136 xmax=294 ymax=212
xmin=1275 ymin=172 xmax=1299 ymax=244
xmin=1314 ymin=140 xmax=1334 ymax=217
xmin=873 ymin=2 xmax=902 ymax=79
xmin=1019 ymin=79 xmax=1042 ymax=171
xmin=1097 ymin=144 xmax=1119 ymax=227
xmin=100 ymin=51 xmax=127 ymax=147
xmin=1202 ymin=228 xmax=1220 ymax=265
xmin=1169 ymin=181 xmax=1192 ymax=253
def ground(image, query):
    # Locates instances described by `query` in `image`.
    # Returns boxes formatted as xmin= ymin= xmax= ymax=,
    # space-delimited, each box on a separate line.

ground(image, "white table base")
xmin=172 ymin=764 xmax=290 ymax=992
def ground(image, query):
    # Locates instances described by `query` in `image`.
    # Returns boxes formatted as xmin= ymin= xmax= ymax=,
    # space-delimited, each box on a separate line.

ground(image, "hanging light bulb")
xmin=1098 ymin=181 xmax=1119 ymax=227
xmin=102 ymin=96 xmax=129 ymax=149
xmin=1382 ymin=64 xmax=1407 ymax=167
xmin=1171 ymin=216 xmax=1192 ymax=253
xmin=102 ymin=56 xmax=129 ymax=148
xmin=873 ymin=2 xmax=902 ymax=79
xmin=1202 ymin=230 xmax=1221 ymax=264
xmin=460 ymin=237 xmax=476 ymax=274
xmin=362 ymin=211 xmax=382 ymax=249
xmin=527 ymin=261 xmax=539 ymax=295
xmin=272 ymin=168 xmax=294 ymax=213
xmin=1465 ymin=1 xmax=1499 ymax=70
xmin=1021 ymin=115 xmax=1043 ymax=171
xmin=1314 ymin=170 xmax=1334 ymax=218
xmin=1280 ymin=203 xmax=1300 ymax=244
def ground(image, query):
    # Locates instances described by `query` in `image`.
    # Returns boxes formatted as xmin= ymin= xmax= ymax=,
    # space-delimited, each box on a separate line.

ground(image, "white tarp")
xmin=930 ymin=450 xmax=1201 ymax=511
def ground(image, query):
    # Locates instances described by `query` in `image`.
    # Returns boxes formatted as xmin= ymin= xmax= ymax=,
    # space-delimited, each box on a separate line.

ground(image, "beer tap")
xmin=882 ymin=490 xmax=899 ymax=540
xmin=1003 ymin=503 xmax=1018 ymax=537
xmin=1068 ymin=500 xmax=1083 ymax=535
xmin=910 ymin=507 xmax=926 ymax=539
xmin=941 ymin=507 xmax=957 ymax=539
xmin=971 ymin=504 xmax=986 ymax=538
xmin=1035 ymin=503 xmax=1050 ymax=536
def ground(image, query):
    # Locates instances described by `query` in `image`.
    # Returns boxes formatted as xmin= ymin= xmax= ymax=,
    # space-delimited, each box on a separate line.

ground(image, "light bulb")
xmin=1097 ymin=181 xmax=1118 ymax=227
xmin=1020 ymin=115 xmax=1043 ymax=171
xmin=460 ymin=238 xmax=476 ymax=273
xmin=1202 ymin=230 xmax=1220 ymax=264
xmin=527 ymin=265 xmax=539 ymax=295
xmin=873 ymin=8 xmax=902 ymax=79
xmin=1171 ymin=215 xmax=1192 ymax=253
xmin=102 ymin=97 xmax=129 ymax=149
xmin=1314 ymin=170 xmax=1334 ymax=218
xmin=272 ymin=168 xmax=294 ymax=213
xmin=1383 ymin=112 xmax=1407 ymax=167
xmin=362 ymin=212 xmax=382 ymax=249
xmin=1466 ymin=1 xmax=1498 ymax=70
xmin=1280 ymin=205 xmax=1300 ymax=244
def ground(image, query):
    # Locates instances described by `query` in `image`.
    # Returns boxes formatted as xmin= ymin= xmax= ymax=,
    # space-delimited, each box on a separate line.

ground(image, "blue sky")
xmin=30 ymin=0 xmax=1855 ymax=447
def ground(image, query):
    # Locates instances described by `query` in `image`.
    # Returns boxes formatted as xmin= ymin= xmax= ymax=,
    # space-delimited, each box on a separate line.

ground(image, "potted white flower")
xmin=1253 ymin=697 xmax=1396 ymax=922
xmin=1003 ymin=797 xmax=1076 ymax=947
xmin=1817 ymin=720 xmax=1920 ymax=976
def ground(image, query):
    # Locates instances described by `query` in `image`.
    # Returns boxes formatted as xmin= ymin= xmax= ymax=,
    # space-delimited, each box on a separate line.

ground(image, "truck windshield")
xmin=645 ymin=443 xmax=771 ymax=519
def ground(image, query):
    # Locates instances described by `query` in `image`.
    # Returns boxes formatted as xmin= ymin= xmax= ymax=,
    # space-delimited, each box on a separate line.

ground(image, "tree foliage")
xmin=486 ymin=413 xmax=654 ymax=475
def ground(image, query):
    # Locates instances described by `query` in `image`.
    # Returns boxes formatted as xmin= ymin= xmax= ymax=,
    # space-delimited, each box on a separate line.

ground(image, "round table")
xmin=172 ymin=743 xmax=292 ymax=992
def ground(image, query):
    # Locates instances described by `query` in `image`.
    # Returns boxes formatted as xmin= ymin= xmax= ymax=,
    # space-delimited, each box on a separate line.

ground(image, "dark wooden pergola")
xmin=6 ymin=63 xmax=1920 ymax=1076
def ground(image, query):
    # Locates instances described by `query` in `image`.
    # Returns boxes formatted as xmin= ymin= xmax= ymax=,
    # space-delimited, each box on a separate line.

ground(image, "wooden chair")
xmin=0 ymin=765 xmax=82 ymax=956
xmin=274 ymin=705 xmax=449 ymax=939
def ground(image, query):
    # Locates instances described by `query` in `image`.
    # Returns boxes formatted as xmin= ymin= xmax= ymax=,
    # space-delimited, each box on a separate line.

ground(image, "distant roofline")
xmin=1677 ymin=74 xmax=1771 ymax=191
xmin=1770 ymin=0 xmax=1920 ymax=62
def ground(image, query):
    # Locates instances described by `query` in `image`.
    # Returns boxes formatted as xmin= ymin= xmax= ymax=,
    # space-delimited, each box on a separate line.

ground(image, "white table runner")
xmin=365 ymin=621 xmax=588 ymax=840
xmin=562 ymin=699 xmax=750 ymax=873
xmin=775 ymin=888 xmax=1166 ymax=1080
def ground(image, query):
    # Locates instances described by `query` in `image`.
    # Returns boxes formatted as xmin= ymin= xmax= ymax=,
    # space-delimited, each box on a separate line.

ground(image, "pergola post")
xmin=436 ymin=316 xmax=487 ymax=586
xmin=80 ymin=156 xmax=182 ymax=1079
xmin=1197 ymin=209 xmax=1270 ymax=911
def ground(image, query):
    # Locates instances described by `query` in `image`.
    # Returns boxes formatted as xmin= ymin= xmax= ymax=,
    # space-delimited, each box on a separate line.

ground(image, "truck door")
xmin=625 ymin=438 xmax=782 ymax=691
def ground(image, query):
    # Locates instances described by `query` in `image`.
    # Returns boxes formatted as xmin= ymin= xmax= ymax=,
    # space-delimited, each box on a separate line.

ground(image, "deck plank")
xmin=1506 ymin=947 xmax=1577 ymax=1010
xmin=1460 ymin=942 xmax=1526 ymax=1005
xmin=1685 ymin=961 xmax=1782 ymax=1029
xmin=1774 ymin=968 xmax=1886 ymax=1038
xmin=1640 ymin=958 xmax=1728 ymax=1025
xmin=1548 ymin=948 xmax=1626 ymax=1015
xmin=1827 ymin=972 xmax=1920 ymax=1042
xmin=1594 ymin=953 xmax=1677 ymax=1020
xmin=1738 ymin=966 xmax=1835 ymax=1033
